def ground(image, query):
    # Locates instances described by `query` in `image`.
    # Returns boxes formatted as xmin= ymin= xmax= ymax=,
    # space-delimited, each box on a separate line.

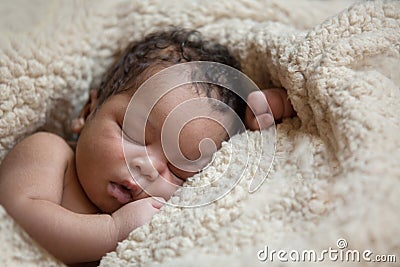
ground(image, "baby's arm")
xmin=245 ymin=89 xmax=295 ymax=130
xmin=0 ymin=132 xmax=161 ymax=264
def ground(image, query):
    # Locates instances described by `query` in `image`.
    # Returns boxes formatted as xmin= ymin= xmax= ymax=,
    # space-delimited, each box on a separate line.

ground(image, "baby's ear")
xmin=71 ymin=90 xmax=99 ymax=134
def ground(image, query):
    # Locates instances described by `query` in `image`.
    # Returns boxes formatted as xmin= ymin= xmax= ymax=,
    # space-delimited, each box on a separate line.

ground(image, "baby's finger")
xmin=256 ymin=113 xmax=274 ymax=129
xmin=247 ymin=91 xmax=270 ymax=116
xmin=150 ymin=197 xmax=166 ymax=209
xmin=246 ymin=112 xmax=273 ymax=130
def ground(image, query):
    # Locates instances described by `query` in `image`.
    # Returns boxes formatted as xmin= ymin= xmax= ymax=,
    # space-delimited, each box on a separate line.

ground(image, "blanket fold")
xmin=0 ymin=1 xmax=398 ymax=266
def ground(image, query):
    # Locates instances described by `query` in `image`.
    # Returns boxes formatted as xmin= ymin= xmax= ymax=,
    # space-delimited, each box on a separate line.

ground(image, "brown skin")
xmin=0 ymin=84 xmax=295 ymax=265
xmin=0 ymin=87 xmax=231 ymax=264
xmin=245 ymin=88 xmax=295 ymax=130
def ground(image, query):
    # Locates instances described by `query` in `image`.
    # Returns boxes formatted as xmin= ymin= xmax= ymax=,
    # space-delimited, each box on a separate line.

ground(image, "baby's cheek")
xmin=152 ymin=177 xmax=181 ymax=200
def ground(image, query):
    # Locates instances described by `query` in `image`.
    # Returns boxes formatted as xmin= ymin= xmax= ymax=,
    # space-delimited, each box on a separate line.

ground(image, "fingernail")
xmin=153 ymin=197 xmax=165 ymax=203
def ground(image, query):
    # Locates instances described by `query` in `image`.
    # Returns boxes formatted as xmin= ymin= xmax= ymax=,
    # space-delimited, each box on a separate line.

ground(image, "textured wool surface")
xmin=1 ymin=0 xmax=399 ymax=266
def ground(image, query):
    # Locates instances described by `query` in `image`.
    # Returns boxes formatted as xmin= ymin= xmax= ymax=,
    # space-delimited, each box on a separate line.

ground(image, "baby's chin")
xmin=95 ymin=199 xmax=122 ymax=214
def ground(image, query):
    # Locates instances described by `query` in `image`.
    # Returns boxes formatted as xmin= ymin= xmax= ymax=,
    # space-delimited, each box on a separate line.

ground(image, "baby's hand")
xmin=245 ymin=91 xmax=274 ymax=130
xmin=112 ymin=197 xmax=165 ymax=242
xmin=245 ymin=89 xmax=295 ymax=130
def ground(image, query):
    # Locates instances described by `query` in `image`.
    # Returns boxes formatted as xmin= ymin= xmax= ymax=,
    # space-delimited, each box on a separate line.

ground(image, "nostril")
xmin=149 ymin=169 xmax=160 ymax=181
xmin=130 ymin=157 xmax=160 ymax=181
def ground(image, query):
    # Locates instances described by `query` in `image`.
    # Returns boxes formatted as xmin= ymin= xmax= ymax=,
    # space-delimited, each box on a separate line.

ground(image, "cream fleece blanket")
xmin=1 ymin=0 xmax=399 ymax=266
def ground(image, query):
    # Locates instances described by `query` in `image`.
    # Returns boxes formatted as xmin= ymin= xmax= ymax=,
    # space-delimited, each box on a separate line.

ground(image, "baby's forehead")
xmin=178 ymin=116 xmax=227 ymax=160
xmin=128 ymin=61 xmax=216 ymax=98
xmin=153 ymin=84 xmax=206 ymax=109
xmin=124 ymin=81 xmax=233 ymax=171
xmin=147 ymin=85 xmax=229 ymax=157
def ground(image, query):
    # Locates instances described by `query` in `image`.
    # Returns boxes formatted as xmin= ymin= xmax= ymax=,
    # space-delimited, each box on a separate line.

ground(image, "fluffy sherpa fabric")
xmin=1 ymin=0 xmax=399 ymax=266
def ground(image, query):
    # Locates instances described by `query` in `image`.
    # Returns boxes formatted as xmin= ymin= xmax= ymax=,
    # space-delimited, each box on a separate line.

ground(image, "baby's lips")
xmin=121 ymin=179 xmax=141 ymax=196
xmin=107 ymin=182 xmax=132 ymax=205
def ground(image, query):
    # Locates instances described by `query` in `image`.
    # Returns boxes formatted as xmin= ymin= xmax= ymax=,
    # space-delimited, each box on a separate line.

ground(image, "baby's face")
xmin=75 ymin=86 xmax=228 ymax=213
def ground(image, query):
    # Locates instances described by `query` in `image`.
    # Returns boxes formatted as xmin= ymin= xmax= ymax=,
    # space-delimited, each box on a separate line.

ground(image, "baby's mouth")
xmin=107 ymin=181 xmax=142 ymax=205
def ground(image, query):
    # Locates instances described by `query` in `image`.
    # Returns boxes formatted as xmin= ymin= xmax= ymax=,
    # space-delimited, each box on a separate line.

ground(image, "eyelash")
xmin=121 ymin=129 xmax=143 ymax=145
xmin=121 ymin=127 xmax=185 ymax=182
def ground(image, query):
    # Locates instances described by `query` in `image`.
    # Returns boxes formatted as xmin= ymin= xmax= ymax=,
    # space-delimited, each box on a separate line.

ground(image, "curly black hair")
xmin=96 ymin=27 xmax=246 ymax=120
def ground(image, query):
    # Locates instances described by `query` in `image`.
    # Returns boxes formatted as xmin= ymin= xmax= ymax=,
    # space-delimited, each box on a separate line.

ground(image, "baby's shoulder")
xmin=8 ymin=131 xmax=74 ymax=165
xmin=24 ymin=131 xmax=65 ymax=141
xmin=0 ymin=132 xmax=74 ymax=208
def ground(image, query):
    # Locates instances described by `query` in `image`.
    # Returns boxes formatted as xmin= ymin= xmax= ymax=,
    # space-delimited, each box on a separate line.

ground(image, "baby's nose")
xmin=129 ymin=157 xmax=160 ymax=181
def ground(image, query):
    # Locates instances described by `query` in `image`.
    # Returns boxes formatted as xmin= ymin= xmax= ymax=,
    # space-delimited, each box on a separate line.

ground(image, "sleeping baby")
xmin=0 ymin=28 xmax=295 ymax=265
